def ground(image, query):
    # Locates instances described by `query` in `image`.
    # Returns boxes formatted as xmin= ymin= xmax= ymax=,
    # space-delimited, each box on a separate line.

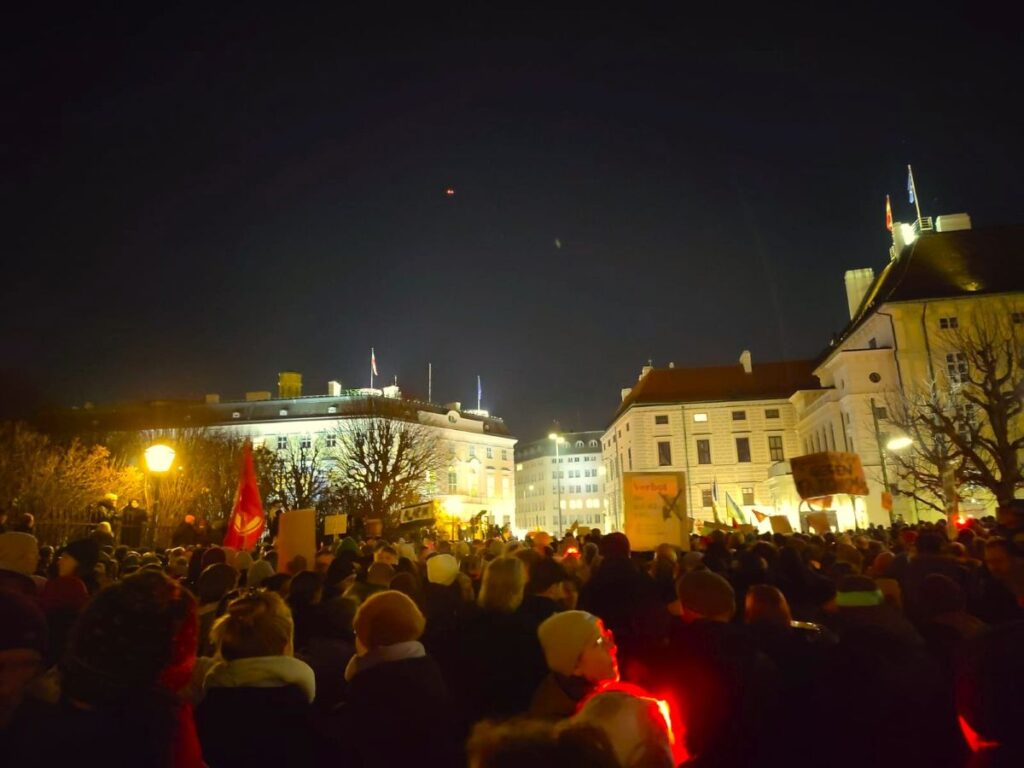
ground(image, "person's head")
xmin=389 ymin=571 xmax=422 ymax=605
xmin=373 ymin=545 xmax=399 ymax=566
xmin=263 ymin=572 xmax=292 ymax=597
xmin=914 ymin=532 xmax=945 ymax=557
xmin=919 ymin=573 xmax=967 ymax=620
xmin=366 ymin=562 xmax=395 ymax=588
xmin=14 ymin=512 xmax=34 ymax=532
xmin=352 ymin=590 xmax=426 ymax=654
xmin=0 ymin=590 xmax=47 ymax=716
xmin=572 ymin=689 xmax=676 ymax=768
xmin=201 ymin=547 xmax=226 ymax=569
xmin=318 ymin=596 xmax=357 ymax=640
xmin=537 ymin=610 xmax=618 ymax=684
xmin=0 ymin=531 xmax=39 ymax=576
xmin=600 ymin=532 xmax=630 ymax=561
xmin=287 ymin=570 xmax=324 ymax=607
xmin=197 ymin=563 xmax=239 ymax=605
xmin=984 ymin=538 xmax=1015 ymax=582
xmin=247 ymin=559 xmax=276 ymax=590
xmin=63 ymin=571 xmax=197 ymax=703
xmin=467 ymin=718 xmax=619 ymax=768
xmin=211 ymin=591 xmax=294 ymax=660
xmin=744 ymin=584 xmax=792 ymax=627
xmin=95 ymin=521 xmax=112 ymax=535
xmin=426 ymin=553 xmax=459 ymax=586
xmin=184 ymin=514 xmax=196 ymax=526
xmin=676 ymin=570 xmax=736 ymax=623
xmin=59 ymin=538 xmax=100 ymax=580
xmin=478 ymin=557 xmax=527 ymax=612
xmin=532 ymin=532 xmax=553 ymax=554
xmin=996 ymin=499 xmax=1024 ymax=530
xmin=835 ymin=575 xmax=884 ymax=608
xmin=528 ymin=557 xmax=569 ymax=600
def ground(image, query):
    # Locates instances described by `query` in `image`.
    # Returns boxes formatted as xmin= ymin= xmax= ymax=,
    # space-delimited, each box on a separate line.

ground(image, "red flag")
xmin=885 ymin=194 xmax=893 ymax=232
xmin=224 ymin=440 xmax=265 ymax=550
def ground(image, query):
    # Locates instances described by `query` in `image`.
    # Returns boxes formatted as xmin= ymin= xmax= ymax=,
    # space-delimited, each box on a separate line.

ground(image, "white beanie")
xmin=0 ymin=532 xmax=39 ymax=576
xmin=426 ymin=554 xmax=459 ymax=586
xmin=537 ymin=610 xmax=601 ymax=677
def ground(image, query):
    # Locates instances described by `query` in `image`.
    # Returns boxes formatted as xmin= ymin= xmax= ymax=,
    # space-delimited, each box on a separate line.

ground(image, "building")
xmin=783 ymin=215 xmax=1024 ymax=526
xmin=514 ymin=430 xmax=605 ymax=536
xmin=62 ymin=373 xmax=518 ymax=532
xmin=603 ymin=355 xmax=818 ymax=532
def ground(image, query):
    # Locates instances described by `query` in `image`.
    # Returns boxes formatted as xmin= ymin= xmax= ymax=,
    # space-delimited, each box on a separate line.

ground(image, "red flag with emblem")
xmin=885 ymin=195 xmax=893 ymax=232
xmin=224 ymin=440 xmax=265 ymax=550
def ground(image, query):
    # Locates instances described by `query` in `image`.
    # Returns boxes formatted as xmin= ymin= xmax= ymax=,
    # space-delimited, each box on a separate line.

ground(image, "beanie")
xmin=197 ymin=563 xmax=239 ymax=604
xmin=836 ymin=575 xmax=883 ymax=607
xmin=234 ymin=550 xmax=254 ymax=572
xmin=64 ymin=538 xmax=100 ymax=574
xmin=338 ymin=537 xmax=359 ymax=555
xmin=353 ymin=590 xmax=426 ymax=649
xmin=0 ymin=590 xmax=47 ymax=655
xmin=426 ymin=554 xmax=459 ymax=586
xmin=537 ymin=610 xmax=601 ymax=676
xmin=201 ymin=547 xmax=226 ymax=569
xmin=247 ymin=559 xmax=275 ymax=589
xmin=0 ymin=531 xmax=40 ymax=576
xmin=677 ymin=570 xmax=736 ymax=619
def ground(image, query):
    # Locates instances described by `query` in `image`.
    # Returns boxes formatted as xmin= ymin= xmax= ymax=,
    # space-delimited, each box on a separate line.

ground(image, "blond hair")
xmin=210 ymin=590 xmax=294 ymax=660
xmin=477 ymin=557 xmax=526 ymax=613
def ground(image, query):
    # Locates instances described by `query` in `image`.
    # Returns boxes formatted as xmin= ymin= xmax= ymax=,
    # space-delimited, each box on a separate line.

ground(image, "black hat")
xmin=64 ymin=538 xmax=101 ymax=573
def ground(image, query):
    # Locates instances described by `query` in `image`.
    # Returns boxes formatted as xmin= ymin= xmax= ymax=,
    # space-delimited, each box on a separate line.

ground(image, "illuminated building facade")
xmin=514 ymin=430 xmax=605 ymax=535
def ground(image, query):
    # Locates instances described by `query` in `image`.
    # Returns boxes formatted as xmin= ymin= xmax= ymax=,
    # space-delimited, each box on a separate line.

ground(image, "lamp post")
xmin=144 ymin=443 xmax=176 ymax=548
xmin=548 ymin=432 xmax=565 ymax=538
xmin=871 ymin=397 xmax=916 ymax=525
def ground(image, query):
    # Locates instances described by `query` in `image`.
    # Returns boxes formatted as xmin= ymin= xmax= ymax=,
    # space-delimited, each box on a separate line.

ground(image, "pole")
xmin=428 ymin=363 xmax=432 ymax=403
xmin=908 ymin=164 xmax=923 ymax=228
xmin=151 ymin=474 xmax=161 ymax=549
xmin=370 ymin=348 xmax=374 ymax=389
xmin=554 ymin=438 xmax=563 ymax=538
xmin=477 ymin=375 xmax=481 ymax=412
xmin=870 ymin=397 xmax=895 ymax=525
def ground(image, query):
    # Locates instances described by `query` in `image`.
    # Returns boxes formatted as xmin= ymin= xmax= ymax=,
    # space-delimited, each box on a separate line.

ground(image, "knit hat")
xmin=338 ymin=537 xmax=359 ymax=555
xmin=681 ymin=551 xmax=704 ymax=572
xmin=234 ymin=550 xmax=254 ymax=572
xmin=0 ymin=531 xmax=40 ymax=576
xmin=64 ymin=538 xmax=100 ymax=574
xmin=426 ymin=554 xmax=459 ymax=586
xmin=835 ymin=575 xmax=883 ymax=607
xmin=676 ymin=570 xmax=736 ymax=620
xmin=167 ymin=556 xmax=189 ymax=578
xmin=201 ymin=547 xmax=226 ymax=569
xmin=0 ymin=589 xmax=47 ymax=655
xmin=197 ymin=563 xmax=239 ymax=605
xmin=247 ymin=559 xmax=275 ymax=588
xmin=537 ymin=610 xmax=601 ymax=676
xmin=353 ymin=590 xmax=426 ymax=649
xmin=39 ymin=575 xmax=89 ymax=615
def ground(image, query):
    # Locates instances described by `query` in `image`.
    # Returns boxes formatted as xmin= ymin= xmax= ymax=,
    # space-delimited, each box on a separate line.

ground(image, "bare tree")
xmin=266 ymin=437 xmax=331 ymax=512
xmin=887 ymin=304 xmax=1023 ymax=508
xmin=331 ymin=412 xmax=446 ymax=530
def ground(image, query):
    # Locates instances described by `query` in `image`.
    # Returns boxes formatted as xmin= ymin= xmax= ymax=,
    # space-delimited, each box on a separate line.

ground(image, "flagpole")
xmin=477 ymin=375 xmax=481 ymax=411
xmin=370 ymin=347 xmax=374 ymax=389
xmin=908 ymin=164 xmax=923 ymax=227
xmin=428 ymin=363 xmax=432 ymax=403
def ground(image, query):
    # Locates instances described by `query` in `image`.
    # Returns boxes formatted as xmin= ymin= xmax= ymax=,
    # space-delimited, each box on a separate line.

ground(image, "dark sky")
xmin=4 ymin=4 xmax=1022 ymax=439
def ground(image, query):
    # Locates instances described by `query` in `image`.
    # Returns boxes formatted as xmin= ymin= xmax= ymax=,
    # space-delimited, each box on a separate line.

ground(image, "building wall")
xmin=514 ymin=431 xmax=604 ymax=536
xmin=602 ymin=397 xmax=800 ymax=534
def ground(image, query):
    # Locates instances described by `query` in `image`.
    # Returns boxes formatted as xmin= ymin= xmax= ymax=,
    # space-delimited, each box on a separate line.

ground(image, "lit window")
xmin=277 ymin=436 xmax=288 ymax=451
xmin=502 ymin=450 xmax=508 ymax=460
xmin=742 ymin=487 xmax=755 ymax=506
xmin=300 ymin=435 xmax=311 ymax=449
xmin=326 ymin=433 xmax=337 ymax=448
xmin=279 ymin=409 xmax=288 ymax=417
xmin=693 ymin=412 xmax=708 ymax=423
xmin=486 ymin=447 xmax=493 ymax=459
xmin=448 ymin=470 xmax=458 ymax=494
xmin=469 ymin=446 xmax=476 ymax=458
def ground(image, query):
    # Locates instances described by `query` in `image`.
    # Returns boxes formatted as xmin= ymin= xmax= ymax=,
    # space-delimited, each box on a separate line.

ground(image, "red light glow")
xmin=583 ymin=680 xmax=689 ymax=765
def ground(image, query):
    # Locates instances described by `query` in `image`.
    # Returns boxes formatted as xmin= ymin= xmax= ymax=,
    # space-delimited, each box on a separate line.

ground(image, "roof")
xmin=842 ymin=225 xmax=1024 ymax=345
xmin=613 ymin=360 xmax=820 ymax=421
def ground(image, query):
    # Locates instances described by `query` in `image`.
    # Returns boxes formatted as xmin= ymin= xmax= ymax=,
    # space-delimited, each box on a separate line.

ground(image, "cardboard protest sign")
xmin=769 ymin=515 xmax=794 ymax=534
xmin=790 ymin=452 xmax=868 ymax=499
xmin=622 ymin=472 xmax=689 ymax=551
xmin=323 ymin=514 xmax=348 ymax=536
xmin=276 ymin=508 xmax=316 ymax=574
xmin=806 ymin=511 xmax=831 ymax=534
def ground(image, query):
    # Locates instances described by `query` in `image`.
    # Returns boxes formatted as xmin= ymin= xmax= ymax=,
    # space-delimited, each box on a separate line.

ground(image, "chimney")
xmin=445 ymin=401 xmax=462 ymax=412
xmin=278 ymin=371 xmax=302 ymax=399
xmin=639 ymin=363 xmax=653 ymax=380
xmin=327 ymin=380 xmax=342 ymax=396
xmin=935 ymin=213 xmax=972 ymax=232
xmin=739 ymin=350 xmax=752 ymax=374
xmin=204 ymin=394 xmax=220 ymax=404
xmin=844 ymin=268 xmax=875 ymax=320
xmin=621 ymin=387 xmax=632 ymax=401
xmin=668 ymin=362 xmax=675 ymax=369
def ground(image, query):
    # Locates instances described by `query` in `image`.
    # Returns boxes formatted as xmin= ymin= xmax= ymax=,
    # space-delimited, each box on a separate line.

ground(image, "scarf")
xmin=203 ymin=656 xmax=316 ymax=703
xmin=344 ymin=641 xmax=426 ymax=682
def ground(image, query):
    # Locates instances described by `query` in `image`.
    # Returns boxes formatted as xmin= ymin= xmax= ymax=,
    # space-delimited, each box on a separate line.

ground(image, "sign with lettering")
xmin=790 ymin=452 xmax=869 ymax=499
xmin=323 ymin=514 xmax=348 ymax=536
xmin=622 ymin=472 xmax=689 ymax=551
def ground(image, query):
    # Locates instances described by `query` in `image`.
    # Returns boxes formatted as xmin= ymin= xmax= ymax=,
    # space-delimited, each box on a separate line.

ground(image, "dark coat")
xmin=196 ymin=684 xmax=315 ymax=768
xmin=343 ymin=655 xmax=458 ymax=767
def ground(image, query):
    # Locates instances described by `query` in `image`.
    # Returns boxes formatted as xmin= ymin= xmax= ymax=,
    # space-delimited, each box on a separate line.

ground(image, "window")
xmin=447 ymin=471 xmax=458 ymax=493
xmin=868 ymin=338 xmax=877 ymax=349
xmin=1012 ymin=311 xmax=1023 ymax=324
xmin=656 ymin=441 xmax=672 ymax=466
xmin=869 ymin=372 xmax=882 ymax=383
xmin=628 ymin=447 xmax=633 ymax=470
xmin=874 ymin=406 xmax=888 ymax=420
xmin=486 ymin=447 xmax=493 ymax=459
xmin=765 ymin=408 xmax=780 ymax=419
xmin=947 ymin=353 xmax=968 ymax=384
xmin=701 ymin=488 xmax=714 ymax=508
xmin=469 ymin=446 xmax=476 ymax=458
xmin=732 ymin=410 xmax=747 ymax=421
xmin=736 ymin=437 xmax=751 ymax=463
xmin=276 ymin=436 xmax=288 ymax=451
xmin=939 ymin=316 xmax=959 ymax=330
xmin=300 ymin=435 xmax=311 ymax=449
xmin=693 ymin=412 xmax=708 ymax=423
xmin=326 ymin=433 xmax=337 ymax=448
xmin=502 ymin=449 xmax=508 ymax=460
xmin=768 ymin=435 xmax=784 ymax=462
xmin=696 ymin=439 xmax=712 ymax=465
xmin=742 ymin=487 xmax=754 ymax=506
xmin=655 ymin=415 xmax=669 ymax=425
xmin=589 ymin=440 xmax=599 ymax=448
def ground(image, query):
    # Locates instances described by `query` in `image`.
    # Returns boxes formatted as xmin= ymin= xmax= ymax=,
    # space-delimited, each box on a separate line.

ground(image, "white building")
xmin=603 ymin=355 xmax=817 ymax=533
xmin=514 ymin=430 xmax=605 ymax=536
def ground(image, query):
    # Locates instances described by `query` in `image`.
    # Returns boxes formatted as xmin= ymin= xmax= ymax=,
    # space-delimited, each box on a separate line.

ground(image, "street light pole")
xmin=549 ymin=433 xmax=564 ymax=538
xmin=870 ymin=397 xmax=895 ymax=526
xmin=144 ymin=444 xmax=176 ymax=548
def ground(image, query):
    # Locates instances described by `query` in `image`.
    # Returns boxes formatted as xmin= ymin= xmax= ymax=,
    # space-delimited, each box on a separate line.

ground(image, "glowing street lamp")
xmin=549 ymin=432 xmax=566 ymax=538
xmin=885 ymin=433 xmax=914 ymax=452
xmin=144 ymin=444 xmax=176 ymax=546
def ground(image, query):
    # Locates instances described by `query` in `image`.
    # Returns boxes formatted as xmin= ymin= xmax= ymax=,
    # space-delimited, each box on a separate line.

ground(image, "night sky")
xmin=5 ymin=5 xmax=1022 ymax=439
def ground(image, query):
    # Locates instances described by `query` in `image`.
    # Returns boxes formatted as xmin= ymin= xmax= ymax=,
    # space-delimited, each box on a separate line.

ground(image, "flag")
xmin=710 ymin=478 xmax=721 ymax=524
xmin=726 ymin=492 xmax=747 ymax=525
xmin=907 ymin=165 xmax=915 ymax=204
xmin=885 ymin=194 xmax=893 ymax=232
xmin=371 ymin=348 xmax=378 ymax=377
xmin=752 ymin=509 xmax=767 ymax=523
xmin=477 ymin=375 xmax=482 ymax=409
xmin=223 ymin=440 xmax=265 ymax=550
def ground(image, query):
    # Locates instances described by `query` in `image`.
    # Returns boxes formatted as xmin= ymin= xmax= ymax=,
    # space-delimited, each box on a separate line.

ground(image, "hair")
xmin=467 ymin=718 xmax=619 ymax=768
xmin=984 ymin=537 xmax=1013 ymax=556
xmin=478 ymin=557 xmax=527 ymax=612
xmin=745 ymin=584 xmax=793 ymax=627
xmin=287 ymin=570 xmax=324 ymax=608
xmin=210 ymin=591 xmax=294 ymax=661
xmin=367 ymin=562 xmax=395 ymax=587
xmin=528 ymin=557 xmax=569 ymax=596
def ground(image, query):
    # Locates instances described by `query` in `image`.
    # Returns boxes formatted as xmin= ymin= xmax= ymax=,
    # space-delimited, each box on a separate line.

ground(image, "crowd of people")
xmin=1 ymin=501 xmax=1023 ymax=767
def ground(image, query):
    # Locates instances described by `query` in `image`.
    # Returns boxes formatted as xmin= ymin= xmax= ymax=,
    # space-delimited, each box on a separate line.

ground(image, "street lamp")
xmin=870 ymin=398 xmax=915 ymax=525
xmin=548 ymin=432 xmax=565 ymax=538
xmin=144 ymin=443 xmax=176 ymax=547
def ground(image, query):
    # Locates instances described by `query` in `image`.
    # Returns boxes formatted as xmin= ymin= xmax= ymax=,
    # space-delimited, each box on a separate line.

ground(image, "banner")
xmin=622 ymin=472 xmax=689 ymax=551
xmin=790 ymin=452 xmax=868 ymax=499
xmin=223 ymin=440 xmax=265 ymax=551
